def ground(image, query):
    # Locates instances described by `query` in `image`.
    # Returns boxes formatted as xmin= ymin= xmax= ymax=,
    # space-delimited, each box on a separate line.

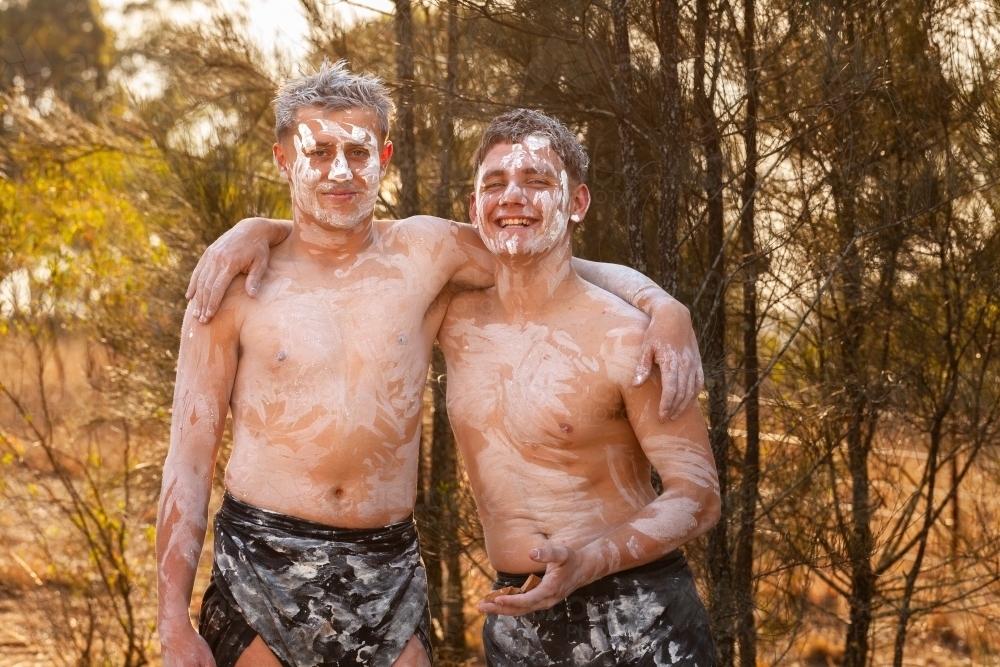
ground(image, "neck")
xmin=492 ymin=241 xmax=580 ymax=316
xmin=288 ymin=211 xmax=377 ymax=261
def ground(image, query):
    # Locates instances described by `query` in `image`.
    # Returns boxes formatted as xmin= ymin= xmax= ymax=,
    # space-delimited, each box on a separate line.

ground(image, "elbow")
xmin=691 ymin=484 xmax=721 ymax=537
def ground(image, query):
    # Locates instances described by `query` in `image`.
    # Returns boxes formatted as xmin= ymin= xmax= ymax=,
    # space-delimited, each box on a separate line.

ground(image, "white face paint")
xmin=286 ymin=112 xmax=384 ymax=231
xmin=473 ymin=134 xmax=574 ymax=257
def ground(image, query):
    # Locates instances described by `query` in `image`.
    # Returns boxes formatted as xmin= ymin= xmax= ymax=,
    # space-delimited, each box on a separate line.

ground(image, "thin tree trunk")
xmin=655 ymin=0 xmax=681 ymax=294
xmin=433 ymin=3 xmax=467 ymax=660
xmin=436 ymin=0 xmax=458 ymax=222
xmin=734 ymin=0 xmax=760 ymax=661
xmin=693 ymin=0 xmax=734 ymax=662
xmin=394 ymin=0 xmax=419 ymax=219
xmin=838 ymin=190 xmax=876 ymax=667
xmin=611 ymin=0 xmax=646 ymax=273
xmin=430 ymin=345 xmax=466 ymax=661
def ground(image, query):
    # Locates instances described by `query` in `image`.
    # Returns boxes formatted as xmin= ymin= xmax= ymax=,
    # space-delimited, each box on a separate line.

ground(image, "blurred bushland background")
xmin=2 ymin=0 xmax=1000 ymax=664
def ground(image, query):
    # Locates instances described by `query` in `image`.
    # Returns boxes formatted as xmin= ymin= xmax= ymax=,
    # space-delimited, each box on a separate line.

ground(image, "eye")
xmin=349 ymin=148 xmax=370 ymax=158
xmin=310 ymin=149 xmax=330 ymax=158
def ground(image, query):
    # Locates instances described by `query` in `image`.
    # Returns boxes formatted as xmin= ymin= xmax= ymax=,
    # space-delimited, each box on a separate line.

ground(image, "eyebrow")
xmin=309 ymin=140 xmax=372 ymax=150
xmin=481 ymin=166 xmax=557 ymax=181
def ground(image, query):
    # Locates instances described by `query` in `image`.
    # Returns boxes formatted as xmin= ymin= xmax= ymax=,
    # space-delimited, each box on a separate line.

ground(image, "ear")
xmin=379 ymin=141 xmax=394 ymax=175
xmin=273 ymin=142 xmax=290 ymax=179
xmin=469 ymin=191 xmax=479 ymax=226
xmin=569 ymin=183 xmax=591 ymax=224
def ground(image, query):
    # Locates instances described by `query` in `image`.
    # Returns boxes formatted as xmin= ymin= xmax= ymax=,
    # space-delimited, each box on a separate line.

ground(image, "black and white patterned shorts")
xmin=483 ymin=551 xmax=714 ymax=667
xmin=198 ymin=492 xmax=432 ymax=667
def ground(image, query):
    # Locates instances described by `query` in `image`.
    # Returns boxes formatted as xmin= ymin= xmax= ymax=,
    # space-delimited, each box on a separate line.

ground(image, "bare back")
xmin=439 ymin=278 xmax=660 ymax=573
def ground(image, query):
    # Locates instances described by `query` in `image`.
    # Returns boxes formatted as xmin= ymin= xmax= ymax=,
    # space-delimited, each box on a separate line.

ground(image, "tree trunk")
xmin=734 ymin=0 xmax=760 ymax=661
xmin=655 ymin=0 xmax=681 ymax=294
xmin=429 ymin=345 xmax=467 ymax=662
xmin=436 ymin=0 xmax=458 ymax=222
xmin=693 ymin=0 xmax=734 ymax=663
xmin=393 ymin=0 xmax=419 ymax=219
xmin=837 ymin=188 xmax=876 ymax=667
xmin=430 ymin=4 xmax=468 ymax=661
xmin=611 ymin=0 xmax=646 ymax=274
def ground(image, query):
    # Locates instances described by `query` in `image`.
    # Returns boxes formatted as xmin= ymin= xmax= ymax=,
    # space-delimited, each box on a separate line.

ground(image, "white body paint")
xmin=288 ymin=119 xmax=383 ymax=230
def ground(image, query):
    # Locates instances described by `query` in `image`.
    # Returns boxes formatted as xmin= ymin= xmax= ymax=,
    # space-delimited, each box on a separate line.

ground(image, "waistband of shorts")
xmin=218 ymin=491 xmax=417 ymax=545
xmin=493 ymin=550 xmax=688 ymax=589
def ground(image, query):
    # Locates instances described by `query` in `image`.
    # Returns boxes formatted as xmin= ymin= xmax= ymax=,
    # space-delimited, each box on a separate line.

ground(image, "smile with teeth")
xmin=497 ymin=218 xmax=535 ymax=228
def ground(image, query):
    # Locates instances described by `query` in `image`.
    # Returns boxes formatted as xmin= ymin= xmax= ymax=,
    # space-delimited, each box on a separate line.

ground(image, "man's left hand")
xmin=477 ymin=546 xmax=592 ymax=616
xmin=632 ymin=307 xmax=704 ymax=421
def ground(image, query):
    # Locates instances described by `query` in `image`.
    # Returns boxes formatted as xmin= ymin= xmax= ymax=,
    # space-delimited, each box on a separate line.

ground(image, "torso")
xmin=439 ymin=280 xmax=658 ymax=573
xmin=222 ymin=218 xmax=460 ymax=527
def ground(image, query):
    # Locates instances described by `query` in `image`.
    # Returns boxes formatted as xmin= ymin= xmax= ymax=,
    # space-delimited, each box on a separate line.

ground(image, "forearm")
xmin=234 ymin=216 xmax=292 ymax=247
xmin=577 ymin=486 xmax=719 ymax=585
xmin=572 ymin=258 xmax=684 ymax=317
xmin=156 ymin=458 xmax=213 ymax=634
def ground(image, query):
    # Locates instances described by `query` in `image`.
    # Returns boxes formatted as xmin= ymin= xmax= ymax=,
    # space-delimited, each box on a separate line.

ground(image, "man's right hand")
xmin=186 ymin=217 xmax=292 ymax=322
xmin=160 ymin=625 xmax=217 ymax=667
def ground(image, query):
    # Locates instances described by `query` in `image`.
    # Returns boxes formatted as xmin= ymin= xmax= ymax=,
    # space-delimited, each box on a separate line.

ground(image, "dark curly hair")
xmin=473 ymin=109 xmax=590 ymax=184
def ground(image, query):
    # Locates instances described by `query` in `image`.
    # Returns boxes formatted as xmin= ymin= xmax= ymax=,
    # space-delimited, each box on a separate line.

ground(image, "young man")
xmin=160 ymin=63 xmax=703 ymax=667
xmin=439 ymin=109 xmax=719 ymax=666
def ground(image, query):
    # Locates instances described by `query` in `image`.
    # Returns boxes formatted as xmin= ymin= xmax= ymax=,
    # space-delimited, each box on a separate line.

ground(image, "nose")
xmin=499 ymin=180 xmax=527 ymax=205
xmin=328 ymin=147 xmax=352 ymax=182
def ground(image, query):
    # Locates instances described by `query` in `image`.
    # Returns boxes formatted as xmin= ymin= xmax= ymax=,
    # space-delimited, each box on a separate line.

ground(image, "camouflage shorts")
xmin=198 ymin=492 xmax=432 ymax=667
xmin=483 ymin=551 xmax=714 ymax=667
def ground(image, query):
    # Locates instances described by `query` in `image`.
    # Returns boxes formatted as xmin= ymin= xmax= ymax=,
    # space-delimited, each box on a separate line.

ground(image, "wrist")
xmin=158 ymin=609 xmax=194 ymax=636
xmin=575 ymin=544 xmax=610 ymax=588
xmin=645 ymin=291 xmax=688 ymax=320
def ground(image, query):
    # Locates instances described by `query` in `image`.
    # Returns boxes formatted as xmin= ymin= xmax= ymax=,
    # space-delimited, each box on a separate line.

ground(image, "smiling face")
xmin=470 ymin=136 xmax=590 ymax=258
xmin=274 ymin=106 xmax=392 ymax=231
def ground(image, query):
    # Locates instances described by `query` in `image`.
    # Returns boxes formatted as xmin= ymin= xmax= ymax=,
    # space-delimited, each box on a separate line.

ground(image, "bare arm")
xmin=482 ymin=332 xmax=719 ymax=616
xmin=573 ymin=258 xmax=704 ymax=420
xmin=156 ymin=301 xmax=240 ymax=666
xmin=186 ymin=217 xmax=292 ymax=322
xmin=184 ymin=220 xmax=702 ymax=419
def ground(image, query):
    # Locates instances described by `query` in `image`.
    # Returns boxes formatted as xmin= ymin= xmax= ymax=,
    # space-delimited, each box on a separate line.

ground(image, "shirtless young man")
xmin=438 ymin=110 xmax=720 ymax=666
xmin=159 ymin=63 xmax=703 ymax=667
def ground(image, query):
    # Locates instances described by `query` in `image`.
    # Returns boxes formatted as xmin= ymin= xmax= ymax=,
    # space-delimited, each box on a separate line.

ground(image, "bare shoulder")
xmin=580 ymin=282 xmax=650 ymax=339
xmin=210 ymin=273 xmax=252 ymax=324
xmin=377 ymin=215 xmax=462 ymax=245
xmin=576 ymin=283 xmax=649 ymax=382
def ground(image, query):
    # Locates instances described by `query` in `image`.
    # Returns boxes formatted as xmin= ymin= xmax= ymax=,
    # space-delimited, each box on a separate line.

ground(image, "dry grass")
xmin=2 ymin=336 xmax=999 ymax=666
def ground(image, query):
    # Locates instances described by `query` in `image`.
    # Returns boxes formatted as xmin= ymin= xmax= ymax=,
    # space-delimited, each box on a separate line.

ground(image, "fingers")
xmin=675 ymin=350 xmax=703 ymax=416
xmin=245 ymin=258 xmax=266 ymax=298
xmin=478 ymin=585 xmax=557 ymax=616
xmin=633 ymin=344 xmax=655 ymax=387
xmin=186 ymin=259 xmax=204 ymax=301
xmin=530 ymin=546 xmax=570 ymax=564
xmin=658 ymin=348 xmax=680 ymax=422
xmin=205 ymin=267 xmax=235 ymax=320
xmin=669 ymin=348 xmax=705 ymax=418
xmin=192 ymin=258 xmax=220 ymax=322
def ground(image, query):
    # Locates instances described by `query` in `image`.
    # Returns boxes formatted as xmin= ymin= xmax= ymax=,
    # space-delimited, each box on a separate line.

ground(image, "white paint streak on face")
xmin=328 ymin=146 xmax=352 ymax=182
xmin=288 ymin=119 xmax=382 ymax=230
xmin=474 ymin=138 xmax=574 ymax=258
xmin=499 ymin=142 xmax=528 ymax=170
xmin=524 ymin=133 xmax=551 ymax=152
